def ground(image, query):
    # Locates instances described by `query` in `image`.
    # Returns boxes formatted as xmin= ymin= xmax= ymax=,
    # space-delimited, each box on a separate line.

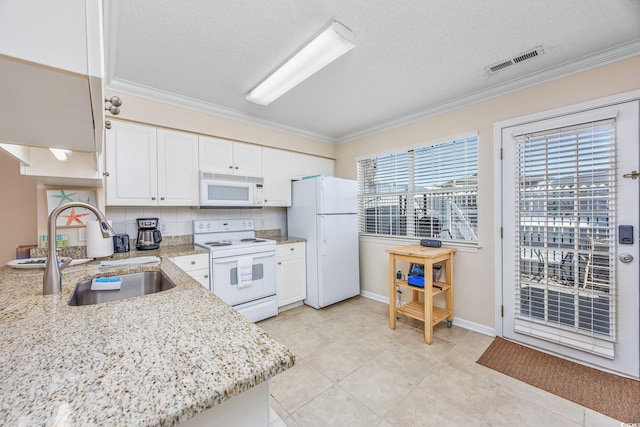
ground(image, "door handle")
xmin=623 ymin=170 xmax=640 ymax=179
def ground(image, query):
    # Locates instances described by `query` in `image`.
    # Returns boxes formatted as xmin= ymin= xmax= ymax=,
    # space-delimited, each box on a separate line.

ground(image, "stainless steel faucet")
xmin=43 ymin=202 xmax=115 ymax=295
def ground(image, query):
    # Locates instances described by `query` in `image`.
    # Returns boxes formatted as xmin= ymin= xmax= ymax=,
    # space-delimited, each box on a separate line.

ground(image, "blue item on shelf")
xmin=407 ymin=275 xmax=424 ymax=288
xmin=409 ymin=263 xmax=424 ymax=276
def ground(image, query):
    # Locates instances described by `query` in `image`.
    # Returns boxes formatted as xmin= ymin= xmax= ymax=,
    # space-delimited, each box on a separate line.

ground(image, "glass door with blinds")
xmin=501 ymin=101 xmax=639 ymax=378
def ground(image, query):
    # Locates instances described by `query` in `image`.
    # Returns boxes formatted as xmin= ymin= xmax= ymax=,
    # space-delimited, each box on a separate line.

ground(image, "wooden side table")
xmin=386 ymin=244 xmax=456 ymax=344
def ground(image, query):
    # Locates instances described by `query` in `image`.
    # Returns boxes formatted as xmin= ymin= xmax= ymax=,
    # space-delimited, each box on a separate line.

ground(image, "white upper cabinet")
xmin=198 ymin=136 xmax=233 ymax=174
xmin=0 ymin=0 xmax=98 ymax=75
xmin=0 ymin=0 xmax=105 ymax=153
xmin=291 ymin=153 xmax=335 ymax=180
xmin=105 ymin=122 xmax=199 ymax=206
xmin=262 ymin=148 xmax=292 ymax=207
xmin=105 ymin=122 xmax=157 ymax=206
xmin=234 ymin=142 xmax=263 ymax=176
xmin=156 ymin=129 xmax=200 ymax=206
xmin=199 ymin=136 xmax=262 ymax=177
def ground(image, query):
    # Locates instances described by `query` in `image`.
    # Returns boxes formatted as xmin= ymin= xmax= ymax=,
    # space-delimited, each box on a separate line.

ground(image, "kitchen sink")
xmin=68 ymin=271 xmax=175 ymax=306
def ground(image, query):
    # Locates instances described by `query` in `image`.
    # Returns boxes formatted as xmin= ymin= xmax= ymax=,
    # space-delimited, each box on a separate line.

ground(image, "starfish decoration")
xmin=52 ymin=190 xmax=77 ymax=205
xmin=60 ymin=208 xmax=92 ymax=226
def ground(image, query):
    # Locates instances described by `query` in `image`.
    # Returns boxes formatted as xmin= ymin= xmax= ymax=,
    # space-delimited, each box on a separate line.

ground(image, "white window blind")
xmin=357 ymin=136 xmax=478 ymax=243
xmin=514 ymin=118 xmax=617 ymax=358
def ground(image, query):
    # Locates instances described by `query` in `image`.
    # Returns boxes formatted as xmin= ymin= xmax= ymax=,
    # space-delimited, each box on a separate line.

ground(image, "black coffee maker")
xmin=136 ymin=218 xmax=162 ymax=250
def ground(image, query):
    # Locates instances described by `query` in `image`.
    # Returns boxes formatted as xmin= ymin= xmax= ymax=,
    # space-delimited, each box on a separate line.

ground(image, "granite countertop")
xmin=270 ymin=236 xmax=306 ymax=245
xmin=0 ymin=245 xmax=295 ymax=426
xmin=254 ymin=230 xmax=306 ymax=245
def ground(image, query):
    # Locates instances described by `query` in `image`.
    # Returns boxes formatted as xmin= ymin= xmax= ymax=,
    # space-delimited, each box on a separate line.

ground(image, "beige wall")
xmin=0 ymin=150 xmax=38 ymax=265
xmin=105 ymin=90 xmax=337 ymax=160
xmin=4 ymin=57 xmax=639 ymax=323
xmin=336 ymin=55 xmax=640 ymax=330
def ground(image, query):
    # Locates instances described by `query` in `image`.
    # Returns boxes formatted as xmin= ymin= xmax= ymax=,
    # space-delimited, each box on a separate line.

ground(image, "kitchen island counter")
xmin=0 ymin=249 xmax=295 ymax=426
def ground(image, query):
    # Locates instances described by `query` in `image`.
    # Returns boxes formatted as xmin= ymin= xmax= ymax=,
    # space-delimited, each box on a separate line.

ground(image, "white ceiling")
xmin=104 ymin=0 xmax=640 ymax=143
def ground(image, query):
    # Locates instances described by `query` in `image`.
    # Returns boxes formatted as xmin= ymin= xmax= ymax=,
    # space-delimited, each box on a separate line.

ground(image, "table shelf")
xmin=396 ymin=301 xmax=452 ymax=327
xmin=387 ymin=245 xmax=456 ymax=344
xmin=394 ymin=280 xmax=450 ymax=296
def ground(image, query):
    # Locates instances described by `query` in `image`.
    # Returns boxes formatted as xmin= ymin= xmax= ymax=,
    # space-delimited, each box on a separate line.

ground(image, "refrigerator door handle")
xmin=320 ymin=216 xmax=326 ymax=256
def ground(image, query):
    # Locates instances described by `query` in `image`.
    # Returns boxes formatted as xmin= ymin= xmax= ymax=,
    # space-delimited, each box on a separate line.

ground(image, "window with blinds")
xmin=357 ymin=135 xmax=478 ymax=243
xmin=514 ymin=118 xmax=617 ymax=357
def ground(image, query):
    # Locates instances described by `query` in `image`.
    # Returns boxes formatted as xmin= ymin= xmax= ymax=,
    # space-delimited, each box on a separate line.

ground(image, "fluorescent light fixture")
xmin=49 ymin=148 xmax=72 ymax=161
xmin=246 ymin=21 xmax=355 ymax=106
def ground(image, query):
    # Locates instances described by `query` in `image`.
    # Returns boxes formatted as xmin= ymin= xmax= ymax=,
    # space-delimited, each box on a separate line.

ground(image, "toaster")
xmin=113 ymin=234 xmax=130 ymax=253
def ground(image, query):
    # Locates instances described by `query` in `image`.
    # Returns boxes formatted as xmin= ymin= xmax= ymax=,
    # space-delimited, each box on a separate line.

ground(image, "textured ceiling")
xmin=104 ymin=0 xmax=640 ymax=142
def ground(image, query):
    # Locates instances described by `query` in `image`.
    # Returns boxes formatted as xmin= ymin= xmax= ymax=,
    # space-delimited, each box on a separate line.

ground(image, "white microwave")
xmin=199 ymin=172 xmax=264 ymax=208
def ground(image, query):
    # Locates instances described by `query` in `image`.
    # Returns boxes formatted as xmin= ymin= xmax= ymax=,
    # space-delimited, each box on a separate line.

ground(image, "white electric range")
xmin=193 ymin=219 xmax=277 ymax=322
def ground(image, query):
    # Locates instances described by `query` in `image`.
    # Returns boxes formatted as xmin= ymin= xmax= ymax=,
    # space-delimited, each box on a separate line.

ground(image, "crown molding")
xmin=105 ymin=39 xmax=640 ymax=145
xmin=337 ymin=39 xmax=640 ymax=143
xmin=106 ymin=78 xmax=337 ymax=143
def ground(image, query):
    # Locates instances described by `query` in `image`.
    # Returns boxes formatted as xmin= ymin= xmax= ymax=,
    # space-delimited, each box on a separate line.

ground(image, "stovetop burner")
xmin=205 ymin=240 xmax=232 ymax=247
xmin=193 ymin=219 xmax=276 ymax=253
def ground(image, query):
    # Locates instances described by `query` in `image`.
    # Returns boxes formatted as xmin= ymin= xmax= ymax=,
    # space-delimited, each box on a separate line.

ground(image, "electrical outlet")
xmin=78 ymin=228 xmax=87 ymax=242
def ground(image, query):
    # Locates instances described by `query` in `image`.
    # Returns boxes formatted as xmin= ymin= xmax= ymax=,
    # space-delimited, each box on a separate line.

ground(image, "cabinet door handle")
xmin=290 ymin=247 xmax=294 ymax=251
xmin=160 ymin=197 xmax=165 ymax=200
xmin=204 ymin=274 xmax=209 ymax=279
xmin=191 ymin=260 xmax=196 ymax=265
xmin=235 ymin=166 xmax=239 ymax=169
xmin=103 ymin=171 xmax=110 ymax=177
xmin=229 ymin=165 xmax=233 ymax=169
xmin=278 ymin=262 xmax=282 ymax=265
xmin=151 ymin=197 xmax=156 ymax=200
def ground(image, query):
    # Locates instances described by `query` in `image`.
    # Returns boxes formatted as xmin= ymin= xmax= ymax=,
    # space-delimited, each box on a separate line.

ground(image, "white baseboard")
xmin=278 ymin=301 xmax=304 ymax=313
xmin=359 ymin=290 xmax=496 ymax=337
xmin=451 ymin=317 xmax=496 ymax=337
xmin=359 ymin=290 xmax=388 ymax=304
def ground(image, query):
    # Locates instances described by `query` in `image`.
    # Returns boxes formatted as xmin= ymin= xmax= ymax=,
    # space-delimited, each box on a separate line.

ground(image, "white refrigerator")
xmin=287 ymin=176 xmax=360 ymax=309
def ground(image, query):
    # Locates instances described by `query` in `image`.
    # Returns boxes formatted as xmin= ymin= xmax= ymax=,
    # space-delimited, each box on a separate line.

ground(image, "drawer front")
xmin=276 ymin=242 xmax=305 ymax=257
xmin=190 ymin=268 xmax=210 ymax=290
xmin=172 ymin=253 xmax=209 ymax=272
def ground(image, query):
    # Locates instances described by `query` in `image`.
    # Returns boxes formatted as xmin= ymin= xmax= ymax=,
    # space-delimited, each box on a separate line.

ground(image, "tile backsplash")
xmin=105 ymin=206 xmax=287 ymax=238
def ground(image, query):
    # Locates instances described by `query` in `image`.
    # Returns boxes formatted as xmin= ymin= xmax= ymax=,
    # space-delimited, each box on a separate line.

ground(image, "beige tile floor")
xmin=258 ymin=296 xmax=623 ymax=427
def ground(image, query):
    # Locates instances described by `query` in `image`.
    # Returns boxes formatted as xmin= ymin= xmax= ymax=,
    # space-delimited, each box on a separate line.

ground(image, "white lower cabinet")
xmin=276 ymin=242 xmax=306 ymax=309
xmin=180 ymin=380 xmax=270 ymax=427
xmin=170 ymin=253 xmax=210 ymax=289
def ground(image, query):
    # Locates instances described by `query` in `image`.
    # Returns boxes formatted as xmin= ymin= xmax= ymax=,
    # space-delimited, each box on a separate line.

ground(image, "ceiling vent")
xmin=485 ymin=46 xmax=544 ymax=75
